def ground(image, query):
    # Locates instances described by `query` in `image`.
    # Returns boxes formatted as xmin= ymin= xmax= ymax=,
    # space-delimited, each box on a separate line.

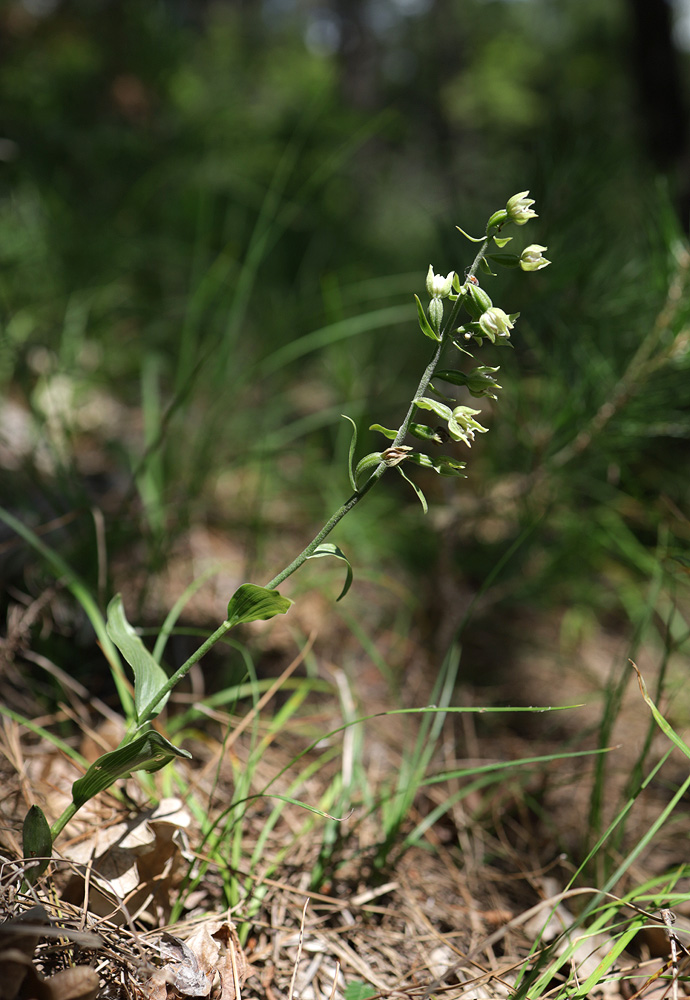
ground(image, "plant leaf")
xmin=407 ymin=452 xmax=467 ymax=477
xmin=71 ymin=732 xmax=193 ymax=810
xmin=355 ymin=451 xmax=383 ymax=482
xmin=341 ymin=414 xmax=358 ymax=492
xmin=369 ymin=423 xmax=397 ymax=440
xmin=414 ymin=294 xmax=441 ymax=342
xmin=455 ymin=226 xmax=485 ymax=243
xmin=397 ymin=465 xmax=428 ymax=513
xmin=107 ymin=594 xmax=170 ymax=724
xmin=409 ymin=422 xmax=445 ymax=444
xmin=344 ymin=983 xmax=378 ymax=1000
xmin=22 ymin=805 xmax=52 ymax=884
xmin=227 ymin=583 xmax=292 ymax=626
xmin=433 ymin=368 xmax=469 ymax=386
xmin=414 ymin=396 xmax=452 ymax=422
xmin=307 ymin=542 xmax=353 ymax=601
xmin=632 ymin=661 xmax=690 ymax=760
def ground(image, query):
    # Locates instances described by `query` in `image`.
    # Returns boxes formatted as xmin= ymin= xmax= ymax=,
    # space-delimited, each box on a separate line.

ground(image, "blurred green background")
xmin=1 ymin=0 xmax=689 ymax=696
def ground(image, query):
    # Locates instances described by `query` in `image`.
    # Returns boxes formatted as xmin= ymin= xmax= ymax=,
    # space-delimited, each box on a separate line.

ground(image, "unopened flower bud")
xmin=429 ymin=296 xmax=444 ymax=332
xmin=487 ymin=209 xmax=509 ymax=231
xmin=381 ymin=445 xmax=413 ymax=467
xmin=463 ymin=282 xmax=493 ymax=320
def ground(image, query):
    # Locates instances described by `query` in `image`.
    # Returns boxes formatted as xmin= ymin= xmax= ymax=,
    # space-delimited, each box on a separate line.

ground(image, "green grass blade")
xmin=0 ymin=505 xmax=132 ymax=717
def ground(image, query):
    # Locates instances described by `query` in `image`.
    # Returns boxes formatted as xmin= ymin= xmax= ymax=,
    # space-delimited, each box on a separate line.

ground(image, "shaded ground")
xmin=2 ymin=523 xmax=690 ymax=1000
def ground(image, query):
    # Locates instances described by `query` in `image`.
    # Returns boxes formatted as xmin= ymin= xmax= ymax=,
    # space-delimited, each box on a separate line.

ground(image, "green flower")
xmin=448 ymin=406 xmax=489 ymax=448
xmin=479 ymin=307 xmax=515 ymax=339
xmin=425 ymin=266 xmax=455 ymax=332
xmin=506 ymin=191 xmax=537 ymax=226
xmin=519 ymin=244 xmax=550 ymax=272
xmin=464 ymin=365 xmax=502 ymax=399
xmin=426 ymin=265 xmax=455 ymax=298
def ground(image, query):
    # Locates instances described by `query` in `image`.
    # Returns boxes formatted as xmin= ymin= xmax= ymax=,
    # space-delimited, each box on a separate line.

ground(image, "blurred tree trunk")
xmin=626 ymin=0 xmax=690 ymax=226
xmin=332 ymin=0 xmax=381 ymax=110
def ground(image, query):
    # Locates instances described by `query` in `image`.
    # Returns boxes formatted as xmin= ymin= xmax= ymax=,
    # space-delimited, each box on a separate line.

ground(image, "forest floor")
xmin=2 ymin=512 xmax=690 ymax=1000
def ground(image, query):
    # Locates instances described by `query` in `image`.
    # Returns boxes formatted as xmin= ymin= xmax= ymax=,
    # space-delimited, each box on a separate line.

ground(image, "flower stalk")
xmin=22 ymin=192 xmax=549 ymax=865
xmin=137 ymin=200 xmax=547 ymax=716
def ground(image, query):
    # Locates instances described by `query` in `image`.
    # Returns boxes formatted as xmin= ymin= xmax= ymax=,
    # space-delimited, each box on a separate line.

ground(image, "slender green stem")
xmin=50 ymin=802 xmax=78 ymax=842
xmin=132 ymin=618 xmax=236 ymax=728
xmin=134 ymin=232 xmax=493 ymax=725
xmin=266 ymin=234 xmax=491 ymax=589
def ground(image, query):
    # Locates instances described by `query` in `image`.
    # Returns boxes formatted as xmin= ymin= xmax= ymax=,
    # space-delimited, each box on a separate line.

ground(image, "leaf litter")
xmin=3 ymin=590 xmax=690 ymax=1000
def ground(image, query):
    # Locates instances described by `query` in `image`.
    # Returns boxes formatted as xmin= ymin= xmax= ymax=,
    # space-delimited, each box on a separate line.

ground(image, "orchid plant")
xmin=22 ymin=191 xmax=550 ymax=879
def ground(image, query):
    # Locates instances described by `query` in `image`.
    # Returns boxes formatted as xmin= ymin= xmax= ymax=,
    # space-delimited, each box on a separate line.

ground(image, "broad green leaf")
xmin=397 ymin=466 xmax=428 ymax=513
xmin=414 ymin=294 xmax=440 ymax=342
xmin=369 ymin=423 xmax=397 ymax=440
xmin=341 ymin=414 xmax=358 ymax=492
xmin=227 ymin=583 xmax=292 ymax=626
xmin=355 ymin=451 xmax=382 ymax=482
xmin=72 ymin=732 xmax=192 ymax=810
xmin=493 ymin=235 xmax=513 ymax=247
xmin=22 ymin=805 xmax=52 ymax=884
xmin=433 ymin=368 xmax=469 ymax=386
xmin=307 ymin=543 xmax=353 ymax=601
xmin=344 ymin=983 xmax=378 ymax=1000
xmin=107 ymin=594 xmax=170 ymax=724
xmin=414 ymin=396 xmax=452 ymax=421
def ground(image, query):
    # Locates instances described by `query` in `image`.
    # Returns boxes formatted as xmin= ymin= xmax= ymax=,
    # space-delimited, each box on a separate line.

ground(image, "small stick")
xmin=660 ymin=909 xmax=679 ymax=1000
xmin=328 ymin=961 xmax=340 ymax=1000
xmin=288 ymin=898 xmax=310 ymax=1000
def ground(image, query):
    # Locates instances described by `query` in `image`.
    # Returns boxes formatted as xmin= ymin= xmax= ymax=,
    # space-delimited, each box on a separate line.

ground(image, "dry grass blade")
xmin=288 ymin=898 xmax=310 ymax=1000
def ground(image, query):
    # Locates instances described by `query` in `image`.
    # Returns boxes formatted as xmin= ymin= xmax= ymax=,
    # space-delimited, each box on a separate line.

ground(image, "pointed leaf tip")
xmin=307 ymin=542 xmax=353 ymax=601
xmin=414 ymin=294 xmax=441 ymax=342
xmin=227 ymin=583 xmax=292 ymax=626
xmin=71 ymin=731 xmax=192 ymax=810
xmin=106 ymin=593 xmax=170 ymax=724
xmin=341 ymin=414 xmax=358 ymax=492
xmin=22 ymin=805 xmax=52 ymax=883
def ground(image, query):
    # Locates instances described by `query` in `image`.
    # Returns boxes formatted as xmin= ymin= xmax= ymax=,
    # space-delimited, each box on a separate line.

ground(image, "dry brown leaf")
xmin=61 ymin=798 xmax=191 ymax=924
xmin=0 ymin=907 xmax=99 ymax=1000
xmin=142 ymin=921 xmax=252 ymax=1000
xmin=212 ymin=923 xmax=251 ymax=1000
xmin=33 ymin=966 xmax=100 ymax=1000
xmin=157 ymin=932 xmax=213 ymax=996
